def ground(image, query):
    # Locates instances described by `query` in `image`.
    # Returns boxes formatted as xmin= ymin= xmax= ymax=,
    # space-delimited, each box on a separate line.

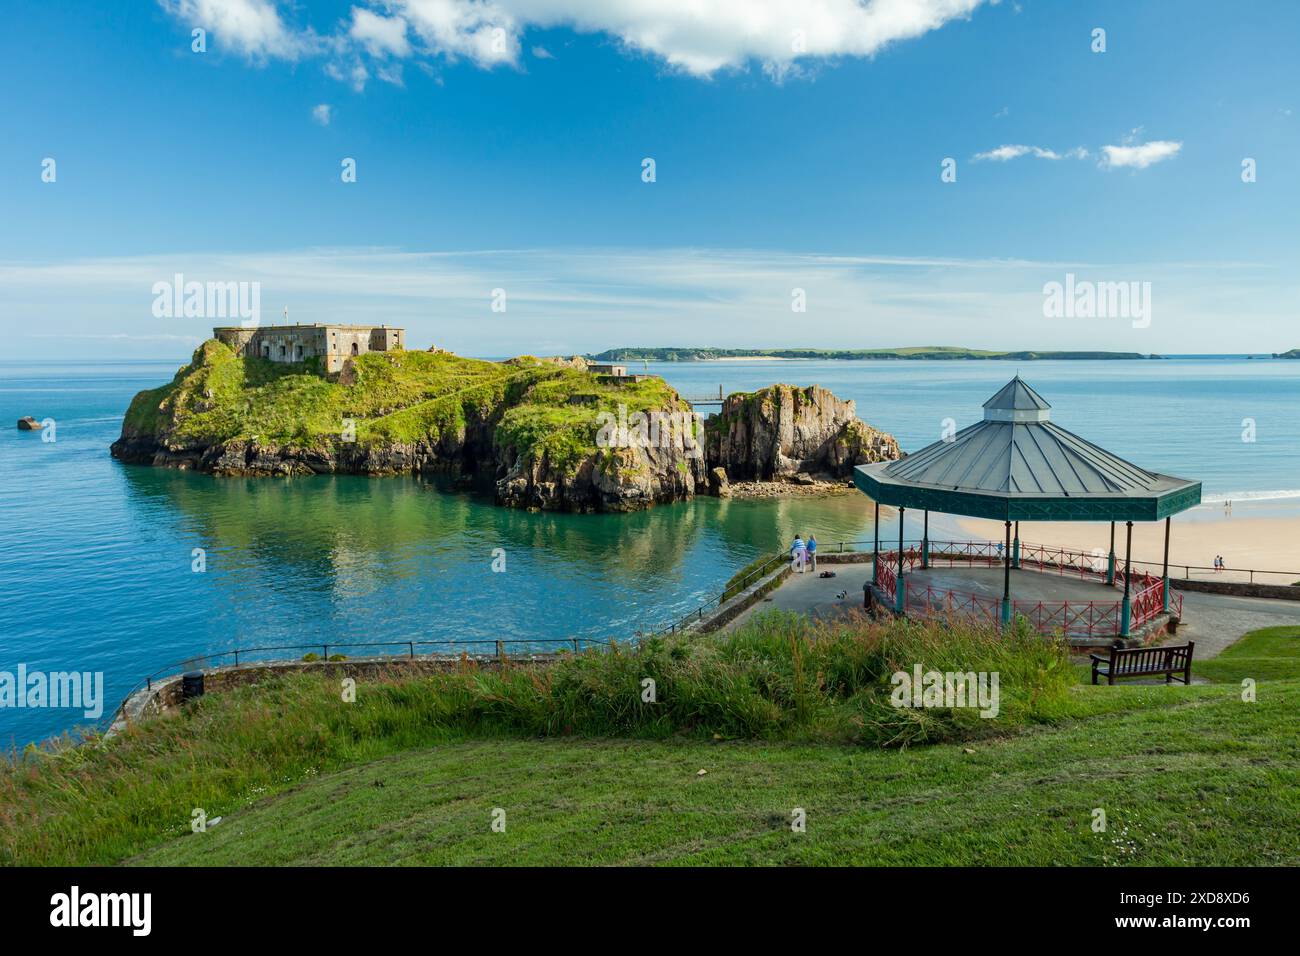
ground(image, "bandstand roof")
xmin=854 ymin=376 xmax=1201 ymax=522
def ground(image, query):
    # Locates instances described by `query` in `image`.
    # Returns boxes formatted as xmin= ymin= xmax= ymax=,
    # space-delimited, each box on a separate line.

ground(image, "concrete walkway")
xmin=1176 ymin=590 xmax=1300 ymax=657
xmin=723 ymin=562 xmax=868 ymax=632
xmin=725 ymin=558 xmax=1299 ymax=657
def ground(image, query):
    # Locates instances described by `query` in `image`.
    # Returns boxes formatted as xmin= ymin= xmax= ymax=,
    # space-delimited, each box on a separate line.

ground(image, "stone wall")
xmin=213 ymin=325 xmax=405 ymax=373
xmin=108 ymin=652 xmax=555 ymax=738
xmin=1171 ymin=578 xmax=1300 ymax=602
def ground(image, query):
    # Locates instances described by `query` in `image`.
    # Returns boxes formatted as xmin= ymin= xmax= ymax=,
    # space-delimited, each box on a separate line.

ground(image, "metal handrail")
xmin=110 ymin=636 xmax=618 ymax=729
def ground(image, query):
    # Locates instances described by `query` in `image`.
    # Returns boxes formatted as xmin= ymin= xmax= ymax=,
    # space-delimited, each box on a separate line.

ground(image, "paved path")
xmin=723 ymin=561 xmax=868 ymax=632
xmin=1175 ymin=590 xmax=1300 ymax=657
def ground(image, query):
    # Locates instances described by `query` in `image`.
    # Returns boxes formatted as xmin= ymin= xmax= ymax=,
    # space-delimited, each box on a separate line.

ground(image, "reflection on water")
xmin=0 ymin=354 xmax=880 ymax=746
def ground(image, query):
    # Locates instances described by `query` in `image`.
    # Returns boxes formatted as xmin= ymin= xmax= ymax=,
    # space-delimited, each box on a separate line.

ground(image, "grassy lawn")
xmin=133 ymin=686 xmax=1298 ymax=866
xmin=5 ymin=624 xmax=1297 ymax=867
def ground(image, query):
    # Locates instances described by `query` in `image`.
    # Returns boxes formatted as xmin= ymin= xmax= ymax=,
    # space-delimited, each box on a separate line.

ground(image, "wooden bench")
xmin=1091 ymin=642 xmax=1194 ymax=685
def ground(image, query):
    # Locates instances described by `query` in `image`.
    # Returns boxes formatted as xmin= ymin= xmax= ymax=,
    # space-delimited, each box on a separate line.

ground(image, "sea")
xmin=2 ymin=356 xmax=1298 ymax=746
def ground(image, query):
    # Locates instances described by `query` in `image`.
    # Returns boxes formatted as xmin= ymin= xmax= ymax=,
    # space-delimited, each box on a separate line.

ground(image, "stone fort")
xmin=214 ymin=324 xmax=404 ymax=374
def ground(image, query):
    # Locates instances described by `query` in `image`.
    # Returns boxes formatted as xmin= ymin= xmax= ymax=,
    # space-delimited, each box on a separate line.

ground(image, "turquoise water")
xmin=1 ymin=357 xmax=1296 ymax=745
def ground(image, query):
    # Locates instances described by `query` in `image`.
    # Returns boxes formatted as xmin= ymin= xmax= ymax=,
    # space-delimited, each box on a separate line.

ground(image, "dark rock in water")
xmin=17 ymin=416 xmax=41 ymax=431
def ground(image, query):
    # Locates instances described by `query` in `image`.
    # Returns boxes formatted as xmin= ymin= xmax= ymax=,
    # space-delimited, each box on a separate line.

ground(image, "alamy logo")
xmin=151 ymin=273 xmax=261 ymax=325
xmin=1042 ymin=273 xmax=1151 ymax=328
xmin=596 ymin=404 xmax=705 ymax=459
xmin=50 ymin=886 xmax=151 ymax=936
xmin=0 ymin=665 xmax=104 ymax=719
xmin=890 ymin=664 xmax=1000 ymax=718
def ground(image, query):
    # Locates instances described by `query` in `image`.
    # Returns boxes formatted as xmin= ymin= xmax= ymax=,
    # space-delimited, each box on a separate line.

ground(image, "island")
xmin=111 ymin=326 xmax=900 ymax=513
xmin=1273 ymin=349 xmax=1300 ymax=359
xmin=588 ymin=346 xmax=1161 ymax=362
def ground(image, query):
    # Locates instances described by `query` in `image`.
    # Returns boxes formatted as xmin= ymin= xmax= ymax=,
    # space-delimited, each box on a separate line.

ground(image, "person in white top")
xmin=791 ymin=535 xmax=807 ymax=573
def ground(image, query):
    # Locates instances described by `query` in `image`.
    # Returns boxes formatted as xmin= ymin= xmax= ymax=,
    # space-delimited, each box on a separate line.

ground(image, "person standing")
xmin=791 ymin=535 xmax=806 ymax=573
xmin=807 ymin=534 xmax=818 ymax=572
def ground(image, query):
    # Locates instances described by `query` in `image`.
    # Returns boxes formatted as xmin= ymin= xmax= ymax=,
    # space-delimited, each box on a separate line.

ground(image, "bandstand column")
xmin=922 ymin=510 xmax=930 ymax=569
xmin=872 ymin=501 xmax=880 ymax=586
xmin=1001 ymin=519 xmax=1012 ymax=628
xmin=1013 ymin=520 xmax=1021 ymax=568
xmin=1162 ymin=516 xmax=1172 ymax=613
xmin=1106 ymin=521 xmax=1116 ymax=585
xmin=1120 ymin=520 xmax=1134 ymax=637
xmin=896 ymin=507 xmax=906 ymax=613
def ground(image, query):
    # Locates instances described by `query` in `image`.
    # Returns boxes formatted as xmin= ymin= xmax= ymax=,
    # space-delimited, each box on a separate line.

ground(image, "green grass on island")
xmin=3 ymin=618 xmax=1296 ymax=867
xmin=122 ymin=340 xmax=686 ymax=474
xmin=589 ymin=346 xmax=1160 ymax=362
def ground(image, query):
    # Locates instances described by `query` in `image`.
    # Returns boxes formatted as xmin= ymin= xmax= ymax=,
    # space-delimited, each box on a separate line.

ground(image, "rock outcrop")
xmin=705 ymin=384 xmax=900 ymax=482
xmin=494 ymin=437 xmax=708 ymax=513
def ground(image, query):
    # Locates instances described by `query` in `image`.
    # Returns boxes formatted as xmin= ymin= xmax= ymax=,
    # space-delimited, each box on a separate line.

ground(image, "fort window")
xmin=351 ymin=342 xmax=359 ymax=356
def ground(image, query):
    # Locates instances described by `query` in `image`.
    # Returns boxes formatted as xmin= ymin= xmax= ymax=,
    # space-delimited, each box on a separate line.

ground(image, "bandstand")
xmin=854 ymin=377 xmax=1202 ymax=639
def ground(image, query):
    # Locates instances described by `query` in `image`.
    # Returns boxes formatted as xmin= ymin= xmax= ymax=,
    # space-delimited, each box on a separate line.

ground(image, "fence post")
xmin=496 ymin=640 xmax=505 ymax=660
xmin=323 ymin=645 xmax=328 ymax=659
xmin=408 ymin=642 xmax=414 ymax=658
xmin=572 ymin=638 xmax=579 ymax=653
xmin=234 ymin=649 xmax=240 ymax=666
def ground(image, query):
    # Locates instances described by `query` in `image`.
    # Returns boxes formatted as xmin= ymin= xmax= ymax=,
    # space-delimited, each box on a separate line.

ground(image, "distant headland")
xmin=587 ymin=346 xmax=1162 ymax=362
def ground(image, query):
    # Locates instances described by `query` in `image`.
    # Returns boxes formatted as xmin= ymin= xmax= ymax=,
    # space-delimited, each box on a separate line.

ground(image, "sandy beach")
xmin=950 ymin=505 xmax=1300 ymax=585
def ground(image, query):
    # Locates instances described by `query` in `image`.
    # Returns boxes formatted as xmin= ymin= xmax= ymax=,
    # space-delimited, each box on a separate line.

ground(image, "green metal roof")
xmin=855 ymin=377 xmax=1202 ymax=522
xmin=983 ymin=376 xmax=1051 ymax=412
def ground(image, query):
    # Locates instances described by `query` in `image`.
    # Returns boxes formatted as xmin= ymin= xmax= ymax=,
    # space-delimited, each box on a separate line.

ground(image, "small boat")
xmin=17 ymin=416 xmax=41 ymax=431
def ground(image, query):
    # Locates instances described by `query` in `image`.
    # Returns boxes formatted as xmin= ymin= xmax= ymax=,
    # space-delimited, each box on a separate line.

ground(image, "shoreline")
xmin=952 ymin=505 xmax=1300 ymax=584
xmin=724 ymin=478 xmax=857 ymax=499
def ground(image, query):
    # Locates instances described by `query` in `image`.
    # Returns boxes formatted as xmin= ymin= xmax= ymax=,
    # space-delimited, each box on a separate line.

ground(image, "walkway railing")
xmin=873 ymin=541 xmax=1182 ymax=639
xmin=112 ymin=636 xmax=619 ymax=727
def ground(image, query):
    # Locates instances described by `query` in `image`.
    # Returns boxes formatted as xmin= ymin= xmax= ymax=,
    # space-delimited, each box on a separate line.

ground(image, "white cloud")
xmin=350 ymin=7 xmax=411 ymax=57
xmin=160 ymin=0 xmax=994 ymax=80
xmin=1099 ymin=140 xmax=1183 ymax=170
xmin=973 ymin=144 xmax=1088 ymax=162
xmin=311 ymin=103 xmax=332 ymax=125
xmin=159 ymin=0 xmax=314 ymax=59
xmin=503 ymin=0 xmax=994 ymax=77
xmin=396 ymin=0 xmax=519 ymax=69
xmin=531 ymin=44 xmax=554 ymax=59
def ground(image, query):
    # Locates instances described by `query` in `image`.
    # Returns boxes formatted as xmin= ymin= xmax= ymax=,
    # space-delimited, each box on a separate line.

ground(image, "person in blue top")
xmin=806 ymin=534 xmax=818 ymax=572
xmin=791 ymin=535 xmax=807 ymax=573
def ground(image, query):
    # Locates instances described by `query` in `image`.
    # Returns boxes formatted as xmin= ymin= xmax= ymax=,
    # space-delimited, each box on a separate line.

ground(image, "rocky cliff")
xmin=705 ymin=384 xmax=900 ymax=483
xmin=111 ymin=342 xmax=898 ymax=513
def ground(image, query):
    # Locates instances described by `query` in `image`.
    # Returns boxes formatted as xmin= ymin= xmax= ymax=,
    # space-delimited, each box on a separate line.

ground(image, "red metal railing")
xmin=872 ymin=541 xmax=1183 ymax=639
xmin=876 ymin=558 xmax=898 ymax=605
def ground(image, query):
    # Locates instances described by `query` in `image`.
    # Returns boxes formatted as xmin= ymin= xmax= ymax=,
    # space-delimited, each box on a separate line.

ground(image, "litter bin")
xmin=181 ymin=671 xmax=205 ymax=701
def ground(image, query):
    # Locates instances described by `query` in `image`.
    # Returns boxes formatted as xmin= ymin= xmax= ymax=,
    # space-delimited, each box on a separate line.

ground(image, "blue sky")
xmin=1 ymin=0 xmax=1297 ymax=358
